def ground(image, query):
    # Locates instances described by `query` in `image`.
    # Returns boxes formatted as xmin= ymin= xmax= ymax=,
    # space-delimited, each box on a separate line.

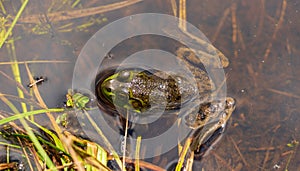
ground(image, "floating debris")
xmin=27 ymin=76 xmax=47 ymax=88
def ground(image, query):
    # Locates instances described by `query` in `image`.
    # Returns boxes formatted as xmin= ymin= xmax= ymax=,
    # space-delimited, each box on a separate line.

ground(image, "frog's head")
xmin=101 ymin=70 xmax=132 ymax=100
xmin=96 ymin=69 xmax=146 ymax=113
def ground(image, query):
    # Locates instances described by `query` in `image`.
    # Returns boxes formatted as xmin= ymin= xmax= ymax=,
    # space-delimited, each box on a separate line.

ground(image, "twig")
xmin=0 ymin=70 xmax=31 ymax=97
xmin=267 ymin=88 xmax=300 ymax=99
xmin=122 ymin=110 xmax=129 ymax=171
xmin=261 ymin=0 xmax=287 ymax=66
xmin=286 ymin=38 xmax=292 ymax=55
xmin=247 ymin=146 xmax=277 ymax=152
xmin=212 ymin=7 xmax=230 ymax=43
xmin=62 ymin=133 xmax=85 ymax=171
xmin=262 ymin=137 xmax=274 ymax=169
xmin=0 ymin=60 xmax=69 ymax=65
xmin=185 ymin=152 xmax=194 ymax=171
xmin=231 ymin=3 xmax=238 ymax=58
xmin=237 ymin=27 xmax=246 ymax=50
xmin=281 ymin=150 xmax=293 ymax=156
xmin=246 ymin=64 xmax=258 ymax=88
xmin=211 ymin=151 xmax=234 ymax=171
xmin=170 ymin=0 xmax=177 ymax=17
xmin=178 ymin=0 xmax=187 ymax=31
xmin=256 ymin=0 xmax=265 ymax=39
xmin=0 ymin=93 xmax=42 ymax=109
xmin=229 ymin=136 xmax=249 ymax=167
xmin=124 ymin=158 xmax=166 ymax=171
xmin=0 ymin=163 xmax=17 ymax=170
xmin=16 ymin=136 xmax=35 ymax=171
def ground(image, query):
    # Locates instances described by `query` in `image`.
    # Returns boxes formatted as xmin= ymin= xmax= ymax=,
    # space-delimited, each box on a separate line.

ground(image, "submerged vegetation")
xmin=0 ymin=0 xmax=156 ymax=170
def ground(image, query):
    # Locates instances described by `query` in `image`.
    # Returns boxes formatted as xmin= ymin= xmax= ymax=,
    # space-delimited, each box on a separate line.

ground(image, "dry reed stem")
xmin=0 ymin=60 xmax=69 ymax=66
xmin=256 ymin=0 xmax=265 ymax=38
xmin=231 ymin=3 xmax=238 ymax=58
xmin=237 ymin=28 xmax=246 ymax=50
xmin=16 ymin=137 xmax=35 ymax=171
xmin=122 ymin=111 xmax=129 ymax=171
xmin=170 ymin=0 xmax=177 ymax=17
xmin=210 ymin=151 xmax=234 ymax=171
xmin=261 ymin=0 xmax=287 ymax=68
xmin=0 ymin=71 xmax=31 ymax=97
xmin=124 ymin=159 xmax=166 ymax=171
xmin=229 ymin=136 xmax=249 ymax=167
xmin=178 ymin=0 xmax=187 ymax=31
xmin=247 ymin=146 xmax=277 ymax=152
xmin=262 ymin=137 xmax=274 ymax=169
xmin=267 ymin=88 xmax=300 ymax=99
xmin=212 ymin=7 xmax=230 ymax=43
xmin=17 ymin=0 xmax=142 ymax=24
xmin=62 ymin=133 xmax=85 ymax=171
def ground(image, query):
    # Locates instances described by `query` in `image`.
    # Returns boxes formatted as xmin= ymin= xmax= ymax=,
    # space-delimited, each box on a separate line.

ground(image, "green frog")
xmin=95 ymin=47 xmax=236 ymax=155
xmin=97 ymin=67 xmax=199 ymax=113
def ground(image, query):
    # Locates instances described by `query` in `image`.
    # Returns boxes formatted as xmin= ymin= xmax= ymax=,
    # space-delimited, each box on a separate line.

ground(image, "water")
xmin=0 ymin=0 xmax=299 ymax=170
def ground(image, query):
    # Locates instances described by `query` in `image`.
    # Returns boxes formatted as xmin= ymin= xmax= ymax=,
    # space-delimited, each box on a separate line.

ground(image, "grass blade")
xmin=0 ymin=108 xmax=64 ymax=125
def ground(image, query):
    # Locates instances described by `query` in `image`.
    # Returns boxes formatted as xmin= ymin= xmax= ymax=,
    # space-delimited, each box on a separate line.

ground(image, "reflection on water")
xmin=0 ymin=0 xmax=299 ymax=170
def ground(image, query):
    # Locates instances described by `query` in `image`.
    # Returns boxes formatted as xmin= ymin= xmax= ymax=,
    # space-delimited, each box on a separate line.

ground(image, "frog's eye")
xmin=117 ymin=70 xmax=132 ymax=82
xmin=101 ymin=79 xmax=114 ymax=93
xmin=105 ymin=87 xmax=112 ymax=93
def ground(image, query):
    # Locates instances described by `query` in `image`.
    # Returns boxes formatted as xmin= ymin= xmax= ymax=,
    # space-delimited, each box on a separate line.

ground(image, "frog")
xmin=96 ymin=47 xmax=233 ymax=112
xmin=96 ymin=67 xmax=199 ymax=114
xmin=95 ymin=46 xmax=236 ymax=156
xmin=96 ymin=48 xmax=223 ymax=115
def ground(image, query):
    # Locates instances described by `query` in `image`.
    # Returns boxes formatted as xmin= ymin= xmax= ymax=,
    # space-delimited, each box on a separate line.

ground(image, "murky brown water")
xmin=0 ymin=0 xmax=299 ymax=170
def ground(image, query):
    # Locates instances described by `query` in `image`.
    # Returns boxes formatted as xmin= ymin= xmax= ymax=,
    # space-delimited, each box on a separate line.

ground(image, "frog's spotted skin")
xmin=97 ymin=68 xmax=198 ymax=113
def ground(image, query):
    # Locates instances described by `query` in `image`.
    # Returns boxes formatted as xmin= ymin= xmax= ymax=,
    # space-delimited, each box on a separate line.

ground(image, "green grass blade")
xmin=27 ymin=119 xmax=66 ymax=153
xmin=0 ymin=0 xmax=29 ymax=47
xmin=0 ymin=108 xmax=64 ymax=125
xmin=7 ymin=41 xmax=27 ymax=113
xmin=19 ymin=118 xmax=57 ymax=170
xmin=0 ymin=141 xmax=21 ymax=149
